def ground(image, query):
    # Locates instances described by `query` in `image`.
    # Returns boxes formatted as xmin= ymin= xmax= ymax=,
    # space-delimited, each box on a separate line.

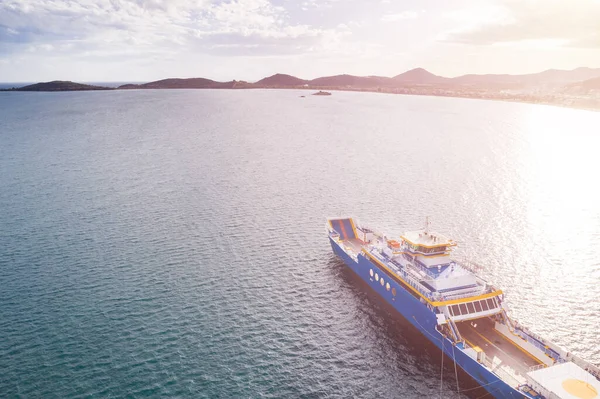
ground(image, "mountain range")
xmin=249 ymin=67 xmax=600 ymax=89
xmin=4 ymin=67 xmax=600 ymax=92
xmin=112 ymin=67 xmax=600 ymax=91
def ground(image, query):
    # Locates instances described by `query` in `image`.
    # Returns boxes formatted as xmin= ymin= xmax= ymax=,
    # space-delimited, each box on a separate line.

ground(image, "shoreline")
xmin=2 ymin=84 xmax=599 ymax=113
xmin=284 ymin=85 xmax=600 ymax=113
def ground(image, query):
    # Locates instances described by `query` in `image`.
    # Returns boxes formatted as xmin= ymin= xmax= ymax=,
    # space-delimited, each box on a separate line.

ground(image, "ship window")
xmin=459 ymin=304 xmax=468 ymax=314
xmin=467 ymin=302 xmax=476 ymax=313
xmin=375 ymin=273 xmax=379 ymax=281
xmin=386 ymin=282 xmax=390 ymax=291
xmin=392 ymin=287 xmax=397 ymax=296
xmin=481 ymin=300 xmax=489 ymax=311
xmin=474 ymin=301 xmax=483 ymax=312
xmin=370 ymin=269 xmax=374 ymax=277
xmin=486 ymin=299 xmax=496 ymax=309
xmin=380 ymin=278 xmax=385 ymax=286
xmin=449 ymin=305 xmax=458 ymax=316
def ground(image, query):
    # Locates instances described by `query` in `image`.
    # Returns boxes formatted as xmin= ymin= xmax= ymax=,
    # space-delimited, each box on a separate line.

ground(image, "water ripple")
xmin=1 ymin=90 xmax=599 ymax=398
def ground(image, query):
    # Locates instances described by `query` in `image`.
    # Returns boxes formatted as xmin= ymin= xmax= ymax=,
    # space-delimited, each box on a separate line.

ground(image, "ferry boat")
xmin=327 ymin=217 xmax=600 ymax=399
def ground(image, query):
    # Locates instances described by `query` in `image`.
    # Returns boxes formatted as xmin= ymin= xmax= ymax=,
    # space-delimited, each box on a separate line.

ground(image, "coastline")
xmin=282 ymin=85 xmax=600 ymax=113
xmin=2 ymin=83 xmax=599 ymax=113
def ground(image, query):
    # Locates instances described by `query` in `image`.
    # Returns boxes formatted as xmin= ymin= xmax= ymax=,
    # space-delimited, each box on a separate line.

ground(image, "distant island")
xmin=3 ymin=67 xmax=600 ymax=111
xmin=117 ymin=78 xmax=253 ymax=90
xmin=0 ymin=80 xmax=113 ymax=92
xmin=313 ymin=91 xmax=332 ymax=96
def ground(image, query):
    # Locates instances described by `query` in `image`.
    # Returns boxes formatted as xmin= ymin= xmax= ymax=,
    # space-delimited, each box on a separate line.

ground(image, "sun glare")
xmin=520 ymin=106 xmax=600 ymax=272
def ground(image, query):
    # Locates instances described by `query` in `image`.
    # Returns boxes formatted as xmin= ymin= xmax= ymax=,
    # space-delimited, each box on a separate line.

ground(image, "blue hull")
xmin=329 ymin=237 xmax=525 ymax=399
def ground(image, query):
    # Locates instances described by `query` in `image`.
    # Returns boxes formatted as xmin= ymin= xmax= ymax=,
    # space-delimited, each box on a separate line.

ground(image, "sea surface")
xmin=1 ymin=89 xmax=599 ymax=398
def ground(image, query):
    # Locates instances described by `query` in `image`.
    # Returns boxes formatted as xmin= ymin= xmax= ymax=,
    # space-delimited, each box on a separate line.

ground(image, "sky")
xmin=1 ymin=0 xmax=600 ymax=82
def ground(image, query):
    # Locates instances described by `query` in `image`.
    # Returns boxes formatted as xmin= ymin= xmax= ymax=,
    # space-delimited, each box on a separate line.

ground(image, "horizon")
xmin=2 ymin=65 xmax=600 ymax=86
xmin=2 ymin=0 xmax=600 ymax=82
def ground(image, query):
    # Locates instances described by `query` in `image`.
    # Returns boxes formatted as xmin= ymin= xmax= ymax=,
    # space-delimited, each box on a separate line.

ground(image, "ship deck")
xmin=340 ymin=238 xmax=366 ymax=254
xmin=457 ymin=317 xmax=543 ymax=377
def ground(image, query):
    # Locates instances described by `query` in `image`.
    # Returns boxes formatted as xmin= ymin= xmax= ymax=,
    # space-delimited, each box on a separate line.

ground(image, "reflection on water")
xmin=0 ymin=90 xmax=598 ymax=398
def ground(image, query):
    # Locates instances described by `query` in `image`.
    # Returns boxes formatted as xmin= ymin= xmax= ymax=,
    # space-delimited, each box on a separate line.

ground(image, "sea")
xmin=1 ymin=89 xmax=599 ymax=398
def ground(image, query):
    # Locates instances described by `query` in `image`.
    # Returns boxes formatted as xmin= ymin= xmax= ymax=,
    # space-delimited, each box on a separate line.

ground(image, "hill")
xmin=118 ymin=78 xmax=237 ymax=89
xmin=255 ymin=74 xmax=307 ymax=86
xmin=452 ymin=67 xmax=600 ymax=88
xmin=393 ymin=68 xmax=449 ymax=85
xmin=580 ymin=76 xmax=600 ymax=90
xmin=309 ymin=74 xmax=392 ymax=88
xmin=563 ymin=76 xmax=600 ymax=94
xmin=6 ymin=81 xmax=112 ymax=91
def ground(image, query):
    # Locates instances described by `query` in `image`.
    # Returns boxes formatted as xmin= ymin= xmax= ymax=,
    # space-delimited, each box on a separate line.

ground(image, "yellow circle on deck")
xmin=562 ymin=379 xmax=598 ymax=399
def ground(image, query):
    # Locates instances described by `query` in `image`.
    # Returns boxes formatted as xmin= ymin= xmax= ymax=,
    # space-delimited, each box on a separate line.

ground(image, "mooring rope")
xmin=452 ymin=341 xmax=460 ymax=394
xmin=440 ymin=336 xmax=444 ymax=399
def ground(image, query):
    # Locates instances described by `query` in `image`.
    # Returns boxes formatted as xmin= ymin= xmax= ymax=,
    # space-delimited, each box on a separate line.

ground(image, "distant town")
xmin=3 ymin=67 xmax=600 ymax=112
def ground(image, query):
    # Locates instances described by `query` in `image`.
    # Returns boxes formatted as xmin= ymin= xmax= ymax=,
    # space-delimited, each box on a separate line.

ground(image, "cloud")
xmin=0 ymin=0 xmax=338 ymax=60
xmin=300 ymin=0 xmax=342 ymax=10
xmin=381 ymin=11 xmax=419 ymax=22
xmin=568 ymin=33 xmax=600 ymax=49
xmin=444 ymin=0 xmax=600 ymax=48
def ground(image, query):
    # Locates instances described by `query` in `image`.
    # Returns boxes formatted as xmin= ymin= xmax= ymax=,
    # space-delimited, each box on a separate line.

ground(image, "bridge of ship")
xmin=328 ymin=219 xmax=502 ymax=309
xmin=362 ymin=246 xmax=505 ymax=310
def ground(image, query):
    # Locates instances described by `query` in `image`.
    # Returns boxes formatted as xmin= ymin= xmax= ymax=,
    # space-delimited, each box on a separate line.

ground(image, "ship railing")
xmin=514 ymin=326 xmax=599 ymax=376
xmin=493 ymin=365 xmax=524 ymax=388
xmin=448 ymin=318 xmax=463 ymax=343
xmin=397 ymin=267 xmax=436 ymax=301
xmin=453 ymin=261 xmax=494 ymax=286
xmin=440 ymin=289 xmax=488 ymax=302
xmin=479 ymin=357 xmax=523 ymax=388
xmin=474 ymin=275 xmax=492 ymax=287
xmin=481 ymin=356 xmax=494 ymax=369
xmin=529 ymin=364 xmax=547 ymax=373
xmin=456 ymin=259 xmax=485 ymax=274
xmin=575 ymin=357 xmax=600 ymax=381
xmin=556 ymin=348 xmax=600 ymax=380
xmin=410 ymin=259 xmax=441 ymax=279
xmin=374 ymin=252 xmax=436 ymax=301
xmin=501 ymin=310 xmax=516 ymax=331
xmin=514 ymin=327 xmax=562 ymax=363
